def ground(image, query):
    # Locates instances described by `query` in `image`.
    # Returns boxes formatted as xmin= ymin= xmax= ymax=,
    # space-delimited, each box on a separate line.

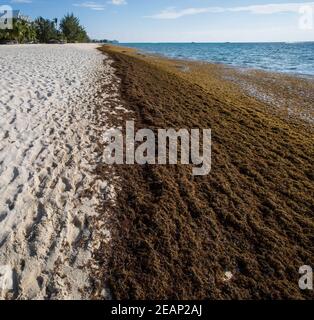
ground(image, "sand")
xmin=0 ymin=44 xmax=119 ymax=299
xmin=2 ymin=43 xmax=313 ymax=300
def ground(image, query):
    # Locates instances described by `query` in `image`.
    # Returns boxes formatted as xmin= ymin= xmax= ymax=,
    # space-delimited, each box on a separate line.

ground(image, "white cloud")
xmin=11 ymin=0 xmax=32 ymax=3
xmin=73 ymin=2 xmax=105 ymax=11
xmin=73 ymin=0 xmax=126 ymax=10
xmin=148 ymin=2 xmax=314 ymax=19
xmin=230 ymin=3 xmax=314 ymax=14
xmin=148 ymin=7 xmax=224 ymax=19
xmin=109 ymin=0 xmax=127 ymax=5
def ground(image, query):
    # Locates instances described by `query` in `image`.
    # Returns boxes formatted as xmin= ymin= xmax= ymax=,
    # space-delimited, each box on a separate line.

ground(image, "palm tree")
xmin=12 ymin=19 xmax=27 ymax=43
xmin=34 ymin=17 xmax=59 ymax=43
xmin=25 ymin=22 xmax=37 ymax=43
xmin=0 ymin=29 xmax=8 ymax=41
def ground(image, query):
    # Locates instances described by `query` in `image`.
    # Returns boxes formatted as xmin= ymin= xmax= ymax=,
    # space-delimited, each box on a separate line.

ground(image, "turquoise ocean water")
xmin=120 ymin=42 xmax=314 ymax=77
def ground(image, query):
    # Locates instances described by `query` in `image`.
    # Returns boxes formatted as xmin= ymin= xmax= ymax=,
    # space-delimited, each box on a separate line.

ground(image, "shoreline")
xmin=128 ymin=48 xmax=314 ymax=80
xmin=117 ymin=43 xmax=314 ymax=80
xmin=107 ymin=44 xmax=314 ymax=126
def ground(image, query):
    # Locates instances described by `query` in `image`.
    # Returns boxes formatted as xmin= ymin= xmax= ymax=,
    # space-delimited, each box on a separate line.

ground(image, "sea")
xmin=120 ymin=42 xmax=314 ymax=77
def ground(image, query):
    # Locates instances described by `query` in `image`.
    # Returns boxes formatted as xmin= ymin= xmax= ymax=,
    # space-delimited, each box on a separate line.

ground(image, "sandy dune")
xmin=0 ymin=44 xmax=118 ymax=299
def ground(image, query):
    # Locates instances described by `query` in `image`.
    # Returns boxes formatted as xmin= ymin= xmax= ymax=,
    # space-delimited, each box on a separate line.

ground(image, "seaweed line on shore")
xmin=97 ymin=45 xmax=314 ymax=300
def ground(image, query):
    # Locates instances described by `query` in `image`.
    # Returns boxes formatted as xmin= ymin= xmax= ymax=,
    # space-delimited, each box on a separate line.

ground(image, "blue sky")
xmin=7 ymin=0 xmax=314 ymax=42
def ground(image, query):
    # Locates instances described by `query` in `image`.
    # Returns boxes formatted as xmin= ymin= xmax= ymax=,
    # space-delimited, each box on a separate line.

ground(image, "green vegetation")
xmin=60 ymin=14 xmax=89 ymax=43
xmin=0 ymin=13 xmax=89 ymax=44
xmin=0 ymin=19 xmax=37 ymax=43
xmin=33 ymin=17 xmax=59 ymax=43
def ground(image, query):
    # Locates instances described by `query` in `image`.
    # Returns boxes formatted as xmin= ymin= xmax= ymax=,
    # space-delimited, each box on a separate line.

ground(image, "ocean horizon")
xmin=120 ymin=42 xmax=314 ymax=77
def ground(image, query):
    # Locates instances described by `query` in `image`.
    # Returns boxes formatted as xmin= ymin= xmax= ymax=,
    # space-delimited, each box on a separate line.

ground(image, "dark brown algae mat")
xmin=94 ymin=45 xmax=314 ymax=300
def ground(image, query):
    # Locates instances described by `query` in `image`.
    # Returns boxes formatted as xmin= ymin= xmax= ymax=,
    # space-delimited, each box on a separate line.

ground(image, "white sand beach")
xmin=0 ymin=44 xmax=119 ymax=299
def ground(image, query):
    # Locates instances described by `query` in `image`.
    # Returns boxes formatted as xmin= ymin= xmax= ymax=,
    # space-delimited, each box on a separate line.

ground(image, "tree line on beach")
xmin=0 ymin=13 xmax=89 ymax=44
